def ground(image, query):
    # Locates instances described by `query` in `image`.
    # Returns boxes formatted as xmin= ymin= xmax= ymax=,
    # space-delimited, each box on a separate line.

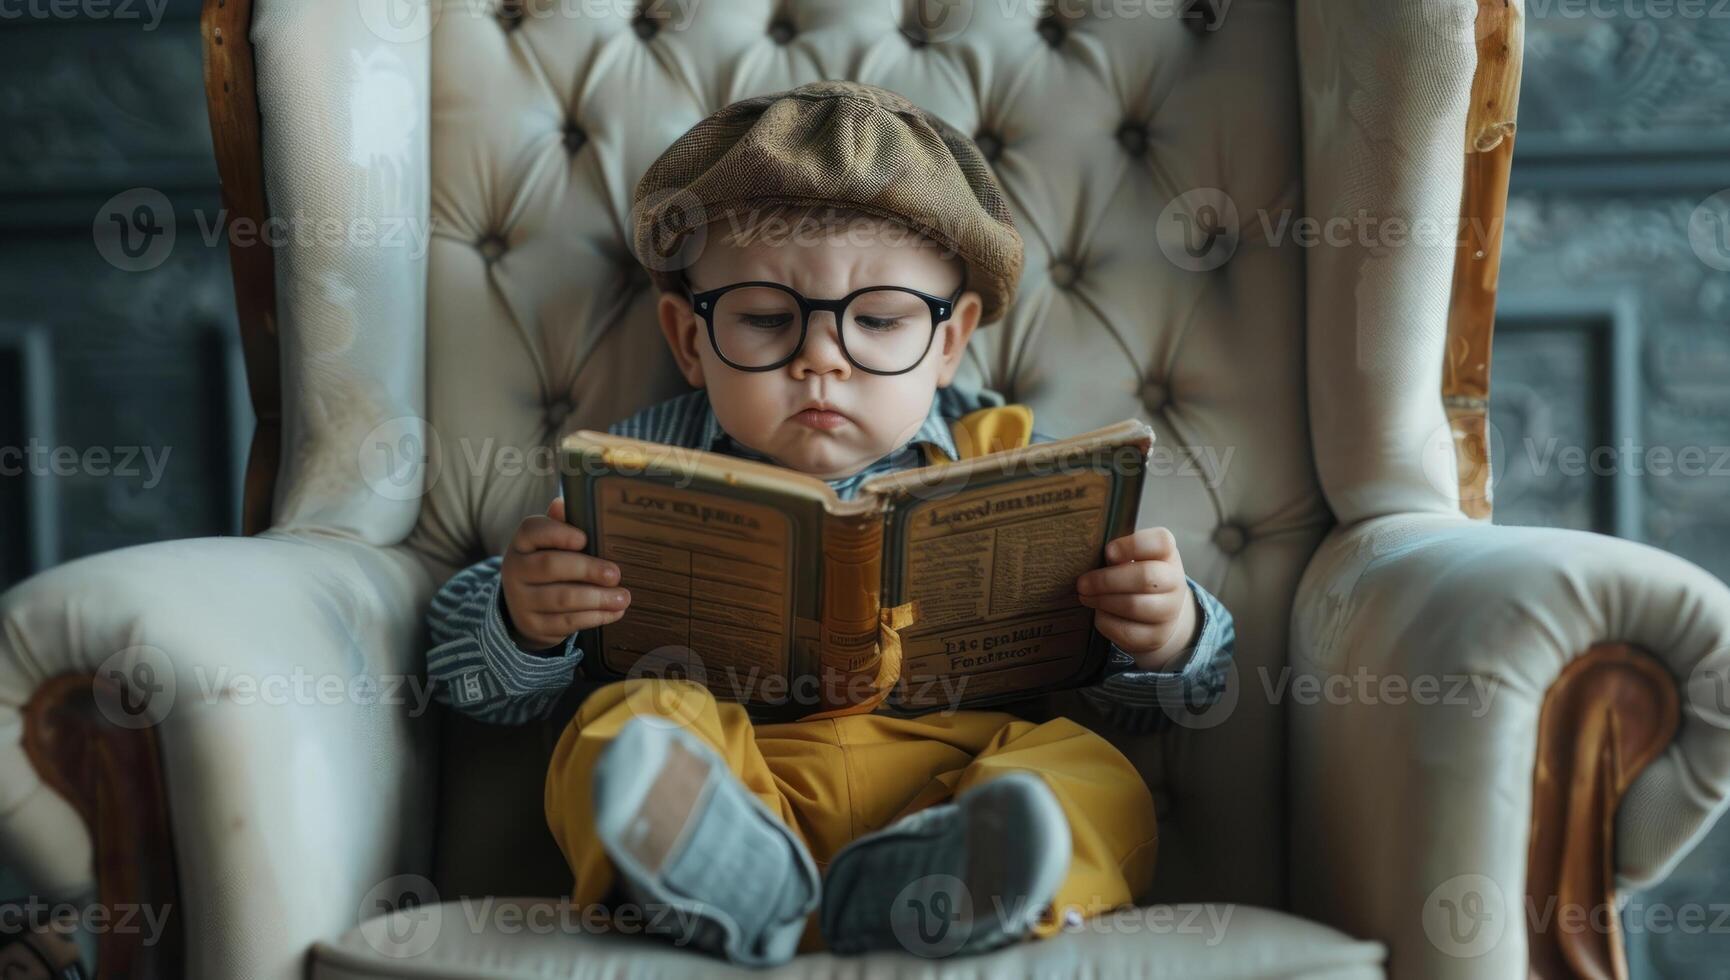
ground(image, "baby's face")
xmin=656 ymin=223 xmax=983 ymax=480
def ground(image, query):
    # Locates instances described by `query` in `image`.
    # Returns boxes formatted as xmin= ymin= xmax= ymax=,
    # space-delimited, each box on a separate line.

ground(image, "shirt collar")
xmin=908 ymin=397 xmax=960 ymax=462
xmin=700 ymin=391 xmax=961 ymax=465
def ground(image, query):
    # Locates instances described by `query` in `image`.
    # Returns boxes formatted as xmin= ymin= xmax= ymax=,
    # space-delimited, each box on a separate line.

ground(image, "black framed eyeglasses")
xmin=687 ymin=278 xmax=965 ymax=376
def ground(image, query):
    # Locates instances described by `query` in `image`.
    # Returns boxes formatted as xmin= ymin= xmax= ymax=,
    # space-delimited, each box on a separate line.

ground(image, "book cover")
xmin=558 ymin=419 xmax=1153 ymax=722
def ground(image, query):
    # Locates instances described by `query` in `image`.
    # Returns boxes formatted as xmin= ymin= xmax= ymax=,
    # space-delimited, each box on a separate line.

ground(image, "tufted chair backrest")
xmin=398 ymin=0 xmax=1319 ymax=909
xmin=233 ymin=0 xmax=1489 ymax=911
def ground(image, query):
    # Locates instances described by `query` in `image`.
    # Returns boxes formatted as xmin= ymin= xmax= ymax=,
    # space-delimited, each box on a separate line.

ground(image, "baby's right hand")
xmin=500 ymin=497 xmax=631 ymax=651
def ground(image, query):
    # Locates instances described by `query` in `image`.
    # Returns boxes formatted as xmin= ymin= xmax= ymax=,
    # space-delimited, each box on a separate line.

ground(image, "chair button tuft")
xmin=767 ymin=17 xmax=796 ymax=44
xmin=545 ymin=399 xmax=574 ymax=431
xmin=974 ymin=131 xmax=1003 ymax=163
xmin=1049 ymin=259 xmax=1078 ymax=288
xmin=1212 ymin=524 xmax=1247 ymax=555
xmin=496 ymin=0 xmax=523 ymax=32
xmin=562 ymin=120 xmax=587 ymax=154
xmin=1036 ymin=15 xmax=1067 ymax=47
xmin=633 ymin=10 xmax=659 ymax=39
xmin=477 ymin=233 xmax=508 ymax=265
xmin=1182 ymin=0 xmax=1223 ymax=34
xmin=1116 ymin=121 xmax=1149 ymax=157
xmin=1139 ymin=380 xmax=1168 ymax=412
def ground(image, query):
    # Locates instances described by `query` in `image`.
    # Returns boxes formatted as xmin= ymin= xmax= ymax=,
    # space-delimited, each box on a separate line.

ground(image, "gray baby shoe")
xmin=592 ymin=717 xmax=820 ymax=966
xmin=820 ymin=771 xmax=1072 ymax=958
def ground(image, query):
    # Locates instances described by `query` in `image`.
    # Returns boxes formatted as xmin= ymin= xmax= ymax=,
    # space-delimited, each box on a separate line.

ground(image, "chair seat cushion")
xmin=310 ymin=898 xmax=1385 ymax=979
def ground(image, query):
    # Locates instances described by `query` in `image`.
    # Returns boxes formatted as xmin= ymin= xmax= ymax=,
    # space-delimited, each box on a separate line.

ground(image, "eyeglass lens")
xmin=709 ymin=286 xmax=935 ymax=372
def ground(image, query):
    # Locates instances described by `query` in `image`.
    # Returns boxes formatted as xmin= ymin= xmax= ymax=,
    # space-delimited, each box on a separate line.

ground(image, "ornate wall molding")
xmin=1501 ymin=11 xmax=1730 ymax=978
xmin=1520 ymin=8 xmax=1730 ymax=143
xmin=1495 ymin=192 xmax=1730 ymax=583
xmin=1492 ymin=290 xmax=1643 ymax=539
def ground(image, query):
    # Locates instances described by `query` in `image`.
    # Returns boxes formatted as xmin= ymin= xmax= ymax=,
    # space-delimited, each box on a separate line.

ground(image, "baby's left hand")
xmin=1075 ymin=527 xmax=1199 ymax=671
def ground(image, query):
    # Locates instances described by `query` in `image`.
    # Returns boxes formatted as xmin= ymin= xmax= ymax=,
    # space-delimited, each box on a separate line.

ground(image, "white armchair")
xmin=3 ymin=1 xmax=1727 ymax=978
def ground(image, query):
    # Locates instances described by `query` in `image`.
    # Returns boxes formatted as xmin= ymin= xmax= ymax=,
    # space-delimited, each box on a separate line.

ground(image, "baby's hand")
xmin=500 ymin=498 xmax=631 ymax=651
xmin=1075 ymin=527 xmax=1199 ymax=671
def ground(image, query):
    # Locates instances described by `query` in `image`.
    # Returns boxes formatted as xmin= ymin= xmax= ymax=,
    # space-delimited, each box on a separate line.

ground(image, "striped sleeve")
xmin=426 ymin=555 xmax=584 ymax=726
xmin=420 ymin=391 xmax=707 ymax=725
xmin=1079 ymin=578 xmax=1236 ymax=735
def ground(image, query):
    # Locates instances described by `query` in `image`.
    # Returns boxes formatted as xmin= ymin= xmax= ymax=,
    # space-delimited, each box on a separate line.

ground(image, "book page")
xmin=591 ymin=477 xmax=794 ymax=695
xmin=893 ymin=470 xmax=1111 ymax=709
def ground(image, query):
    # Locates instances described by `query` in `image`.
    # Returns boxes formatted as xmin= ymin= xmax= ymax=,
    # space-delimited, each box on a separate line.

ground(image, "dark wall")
xmin=0 ymin=0 xmax=247 ymax=588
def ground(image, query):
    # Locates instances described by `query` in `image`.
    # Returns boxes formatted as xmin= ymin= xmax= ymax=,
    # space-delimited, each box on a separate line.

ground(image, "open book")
xmin=558 ymin=419 xmax=1154 ymax=722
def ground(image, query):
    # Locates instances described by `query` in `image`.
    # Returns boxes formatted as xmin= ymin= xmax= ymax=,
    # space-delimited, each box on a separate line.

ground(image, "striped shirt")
xmin=426 ymin=386 xmax=1234 ymax=732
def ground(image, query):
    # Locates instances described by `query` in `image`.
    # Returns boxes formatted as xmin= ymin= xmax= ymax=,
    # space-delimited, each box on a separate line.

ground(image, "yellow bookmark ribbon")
xmin=801 ymin=600 xmax=918 ymax=720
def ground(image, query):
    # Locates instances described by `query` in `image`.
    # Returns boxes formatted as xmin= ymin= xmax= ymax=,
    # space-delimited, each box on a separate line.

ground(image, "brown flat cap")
xmin=630 ymin=79 xmax=1024 ymax=324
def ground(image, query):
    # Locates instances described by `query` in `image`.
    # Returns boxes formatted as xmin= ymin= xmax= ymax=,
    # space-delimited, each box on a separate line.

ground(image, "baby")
xmin=425 ymin=80 xmax=1234 ymax=966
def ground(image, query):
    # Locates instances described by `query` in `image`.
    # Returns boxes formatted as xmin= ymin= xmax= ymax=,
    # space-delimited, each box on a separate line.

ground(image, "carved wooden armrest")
xmin=1527 ymin=645 xmax=1679 ymax=980
xmin=22 ymin=674 xmax=183 ymax=979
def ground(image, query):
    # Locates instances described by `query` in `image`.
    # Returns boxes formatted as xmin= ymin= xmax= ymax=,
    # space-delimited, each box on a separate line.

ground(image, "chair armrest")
xmin=0 ymin=532 xmax=439 ymax=980
xmin=1288 ymin=513 xmax=1730 ymax=980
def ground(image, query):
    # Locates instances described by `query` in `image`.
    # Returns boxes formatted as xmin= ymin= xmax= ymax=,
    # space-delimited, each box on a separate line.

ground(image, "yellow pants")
xmin=544 ymin=678 xmax=1160 ymax=954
